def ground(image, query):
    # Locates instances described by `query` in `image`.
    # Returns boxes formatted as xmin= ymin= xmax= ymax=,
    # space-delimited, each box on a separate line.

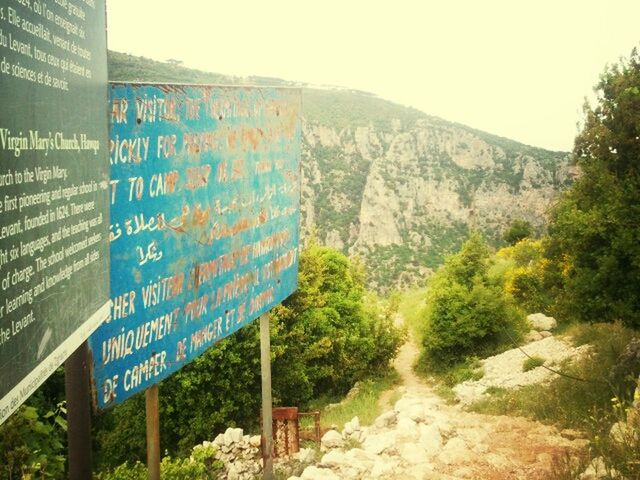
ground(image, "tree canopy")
xmin=547 ymin=48 xmax=640 ymax=326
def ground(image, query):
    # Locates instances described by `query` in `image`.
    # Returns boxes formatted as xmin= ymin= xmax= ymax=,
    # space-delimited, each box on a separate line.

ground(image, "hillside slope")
xmin=107 ymin=51 xmax=575 ymax=289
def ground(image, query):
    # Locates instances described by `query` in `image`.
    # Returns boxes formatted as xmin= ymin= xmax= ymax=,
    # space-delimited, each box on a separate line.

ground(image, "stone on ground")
xmin=321 ymin=430 xmax=344 ymax=450
xmin=527 ymin=312 xmax=557 ymax=331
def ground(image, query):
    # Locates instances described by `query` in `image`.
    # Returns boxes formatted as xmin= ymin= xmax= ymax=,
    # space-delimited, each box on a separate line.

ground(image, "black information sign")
xmin=0 ymin=0 xmax=109 ymax=424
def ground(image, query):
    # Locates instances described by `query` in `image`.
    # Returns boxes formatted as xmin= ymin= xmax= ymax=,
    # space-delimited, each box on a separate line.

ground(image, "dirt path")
xmin=341 ymin=316 xmax=589 ymax=479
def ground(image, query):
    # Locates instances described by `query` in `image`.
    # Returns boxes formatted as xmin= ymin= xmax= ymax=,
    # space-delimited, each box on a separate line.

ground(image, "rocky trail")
xmin=293 ymin=317 xmax=589 ymax=480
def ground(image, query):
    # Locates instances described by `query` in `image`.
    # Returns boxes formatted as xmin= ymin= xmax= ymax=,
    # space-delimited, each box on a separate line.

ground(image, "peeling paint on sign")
xmin=88 ymin=83 xmax=301 ymax=409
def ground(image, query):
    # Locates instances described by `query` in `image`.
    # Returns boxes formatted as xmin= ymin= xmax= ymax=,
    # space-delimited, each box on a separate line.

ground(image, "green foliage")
xmin=503 ymin=219 xmax=534 ymax=245
xmin=398 ymin=288 xmax=427 ymax=345
xmin=522 ymin=355 xmax=545 ymax=372
xmin=546 ymin=47 xmax=640 ymax=327
xmin=493 ymin=239 xmax=555 ymax=314
xmin=0 ymin=402 xmax=67 ymax=479
xmin=94 ymin=243 xmax=403 ymax=470
xmin=420 ymin=233 xmax=525 ymax=368
xmin=304 ymin=370 xmax=400 ymax=429
xmin=269 ymin=242 xmax=404 ymax=399
xmin=96 ymin=444 xmax=223 ymax=480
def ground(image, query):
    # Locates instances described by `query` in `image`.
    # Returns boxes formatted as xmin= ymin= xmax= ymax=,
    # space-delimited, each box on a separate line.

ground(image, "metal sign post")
xmin=145 ymin=385 xmax=161 ymax=480
xmin=260 ymin=313 xmax=273 ymax=480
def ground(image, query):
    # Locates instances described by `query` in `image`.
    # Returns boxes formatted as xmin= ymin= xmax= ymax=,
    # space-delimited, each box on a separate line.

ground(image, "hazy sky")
xmin=106 ymin=0 xmax=639 ymax=152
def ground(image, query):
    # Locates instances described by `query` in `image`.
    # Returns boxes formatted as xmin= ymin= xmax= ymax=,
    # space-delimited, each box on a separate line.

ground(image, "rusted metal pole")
xmin=64 ymin=341 xmax=93 ymax=480
xmin=145 ymin=385 xmax=161 ymax=480
xmin=260 ymin=313 xmax=273 ymax=480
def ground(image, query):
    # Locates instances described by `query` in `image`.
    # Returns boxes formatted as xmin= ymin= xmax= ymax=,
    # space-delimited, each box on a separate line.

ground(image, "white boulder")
xmin=438 ymin=437 xmax=473 ymax=465
xmin=320 ymin=449 xmax=347 ymax=468
xmin=418 ymin=423 xmax=442 ymax=454
xmin=527 ymin=313 xmax=557 ymax=331
xmin=343 ymin=416 xmax=360 ymax=435
xmin=321 ymin=430 xmax=344 ymax=450
xmin=300 ymin=466 xmax=340 ymax=480
xmin=224 ymin=427 xmax=244 ymax=444
xmin=525 ymin=330 xmax=544 ymax=343
xmin=374 ymin=410 xmax=397 ymax=428
xmin=362 ymin=432 xmax=396 ymax=455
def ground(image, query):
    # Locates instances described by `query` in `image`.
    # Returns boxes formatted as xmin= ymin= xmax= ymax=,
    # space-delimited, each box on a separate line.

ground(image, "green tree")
xmin=503 ymin=219 xmax=534 ymax=245
xmin=547 ymin=47 xmax=640 ymax=326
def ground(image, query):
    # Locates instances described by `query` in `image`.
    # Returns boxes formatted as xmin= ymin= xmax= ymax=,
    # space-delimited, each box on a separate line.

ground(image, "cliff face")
xmin=301 ymin=113 xmax=575 ymax=290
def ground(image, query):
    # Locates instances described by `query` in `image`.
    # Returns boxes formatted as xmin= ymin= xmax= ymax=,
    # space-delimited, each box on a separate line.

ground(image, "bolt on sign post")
xmin=0 ymin=0 xmax=110 ymax=441
xmin=88 ymin=83 xmax=302 ymax=477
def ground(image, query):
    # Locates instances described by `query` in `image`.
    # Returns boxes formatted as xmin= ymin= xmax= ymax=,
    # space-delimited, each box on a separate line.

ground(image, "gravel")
xmin=453 ymin=336 xmax=591 ymax=405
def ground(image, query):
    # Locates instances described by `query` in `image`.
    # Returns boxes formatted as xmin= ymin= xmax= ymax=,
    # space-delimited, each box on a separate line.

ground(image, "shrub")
xmin=0 ymin=403 xmax=67 ymax=480
xmin=522 ymin=356 xmax=545 ymax=372
xmin=96 ymin=444 xmax=223 ymax=480
xmin=495 ymin=239 xmax=555 ymax=314
xmin=545 ymin=48 xmax=640 ymax=327
xmin=503 ymin=219 xmax=534 ymax=245
xmin=421 ymin=233 xmax=525 ymax=368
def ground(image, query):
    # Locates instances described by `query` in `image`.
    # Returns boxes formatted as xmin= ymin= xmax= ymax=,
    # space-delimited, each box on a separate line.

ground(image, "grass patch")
xmin=419 ymin=356 xmax=484 ymax=387
xmin=398 ymin=288 xmax=427 ymax=344
xmin=522 ymin=355 xmax=545 ymax=372
xmin=301 ymin=370 xmax=400 ymax=430
xmin=416 ymin=356 xmax=485 ymax=405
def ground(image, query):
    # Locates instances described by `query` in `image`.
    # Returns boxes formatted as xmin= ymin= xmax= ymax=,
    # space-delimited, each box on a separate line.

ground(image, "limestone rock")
xmin=362 ymin=432 xmax=396 ymax=455
xmin=525 ymin=330 xmax=544 ymax=343
xmin=300 ymin=466 xmax=340 ymax=480
xmin=609 ymin=420 xmax=638 ymax=444
xmin=249 ymin=435 xmax=261 ymax=448
xmin=344 ymin=448 xmax=377 ymax=470
xmin=343 ymin=416 xmax=360 ymax=435
xmin=418 ymin=423 xmax=442 ymax=454
xmin=399 ymin=443 xmax=428 ymax=464
xmin=438 ymin=437 xmax=472 ymax=465
xmin=374 ymin=410 xmax=397 ymax=428
xmin=320 ymin=449 xmax=347 ymax=468
xmin=295 ymin=447 xmax=316 ymax=464
xmin=370 ymin=458 xmax=396 ymax=478
xmin=224 ymin=427 xmax=244 ymax=444
xmin=527 ymin=313 xmax=557 ymax=331
xmin=395 ymin=417 xmax=419 ymax=442
xmin=407 ymin=403 xmax=427 ymax=423
xmin=321 ymin=430 xmax=344 ymax=450
xmin=578 ymin=457 xmax=619 ymax=479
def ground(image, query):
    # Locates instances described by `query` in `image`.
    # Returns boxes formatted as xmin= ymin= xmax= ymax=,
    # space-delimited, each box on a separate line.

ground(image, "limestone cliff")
xmin=301 ymin=103 xmax=575 ymax=290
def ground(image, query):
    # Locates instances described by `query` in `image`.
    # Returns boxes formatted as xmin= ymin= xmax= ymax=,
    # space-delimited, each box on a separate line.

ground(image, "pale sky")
xmin=106 ymin=0 xmax=639 ymax=152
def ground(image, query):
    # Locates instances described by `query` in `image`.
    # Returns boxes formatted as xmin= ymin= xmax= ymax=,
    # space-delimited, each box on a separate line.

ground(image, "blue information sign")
xmin=88 ymin=84 xmax=301 ymax=409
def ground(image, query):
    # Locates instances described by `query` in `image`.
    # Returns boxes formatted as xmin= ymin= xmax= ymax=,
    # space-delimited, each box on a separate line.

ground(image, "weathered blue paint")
xmin=88 ymin=83 xmax=301 ymax=410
